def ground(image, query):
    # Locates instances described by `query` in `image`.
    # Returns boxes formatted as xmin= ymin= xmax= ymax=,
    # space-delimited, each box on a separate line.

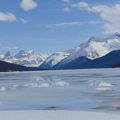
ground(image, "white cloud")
xmin=46 ymin=22 xmax=82 ymax=28
xmin=36 ymin=20 xmax=102 ymax=29
xmin=63 ymin=0 xmax=70 ymax=3
xmin=0 ymin=12 xmax=17 ymax=22
xmin=72 ymin=2 xmax=93 ymax=12
xmin=63 ymin=7 xmax=71 ymax=12
xmin=92 ymin=4 xmax=120 ymax=33
xmin=0 ymin=12 xmax=28 ymax=24
xmin=20 ymin=0 xmax=38 ymax=11
xmin=20 ymin=18 xmax=28 ymax=24
xmin=71 ymin=2 xmax=120 ymax=33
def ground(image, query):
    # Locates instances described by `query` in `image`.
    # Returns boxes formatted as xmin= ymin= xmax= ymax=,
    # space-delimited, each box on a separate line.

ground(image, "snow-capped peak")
xmin=78 ymin=33 xmax=120 ymax=59
xmin=106 ymin=32 xmax=120 ymax=40
xmin=4 ymin=51 xmax=11 ymax=58
xmin=40 ymin=52 xmax=71 ymax=69
xmin=0 ymin=50 xmax=49 ymax=67
xmin=87 ymin=37 xmax=101 ymax=43
xmin=14 ymin=50 xmax=34 ymax=58
xmin=59 ymin=33 xmax=120 ymax=65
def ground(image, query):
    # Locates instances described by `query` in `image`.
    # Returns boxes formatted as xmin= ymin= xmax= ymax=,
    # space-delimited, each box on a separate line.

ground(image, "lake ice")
xmin=0 ymin=68 xmax=120 ymax=111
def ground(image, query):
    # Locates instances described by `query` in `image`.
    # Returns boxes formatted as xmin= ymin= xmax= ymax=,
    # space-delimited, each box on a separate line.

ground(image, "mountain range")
xmin=0 ymin=32 xmax=120 ymax=71
xmin=40 ymin=32 xmax=120 ymax=70
xmin=0 ymin=50 xmax=49 ymax=67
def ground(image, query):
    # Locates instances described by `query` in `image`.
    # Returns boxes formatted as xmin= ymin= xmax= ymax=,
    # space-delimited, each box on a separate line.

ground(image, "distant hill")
xmin=0 ymin=60 xmax=39 ymax=72
xmin=112 ymin=64 xmax=120 ymax=68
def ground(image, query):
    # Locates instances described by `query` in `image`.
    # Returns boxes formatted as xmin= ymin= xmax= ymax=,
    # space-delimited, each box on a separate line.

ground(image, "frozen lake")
xmin=0 ymin=68 xmax=120 ymax=111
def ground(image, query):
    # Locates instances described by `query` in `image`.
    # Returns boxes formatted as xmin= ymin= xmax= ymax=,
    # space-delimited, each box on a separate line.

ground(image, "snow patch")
xmin=96 ymin=82 xmax=113 ymax=91
xmin=54 ymin=81 xmax=70 ymax=87
xmin=24 ymin=83 xmax=50 ymax=88
xmin=0 ymin=86 xmax=7 ymax=92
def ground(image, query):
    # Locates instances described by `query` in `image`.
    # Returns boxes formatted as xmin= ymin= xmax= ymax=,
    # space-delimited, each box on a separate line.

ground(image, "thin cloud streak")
xmin=36 ymin=21 xmax=103 ymax=29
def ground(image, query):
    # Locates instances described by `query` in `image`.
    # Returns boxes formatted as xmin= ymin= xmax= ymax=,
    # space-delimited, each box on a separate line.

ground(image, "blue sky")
xmin=0 ymin=0 xmax=120 ymax=54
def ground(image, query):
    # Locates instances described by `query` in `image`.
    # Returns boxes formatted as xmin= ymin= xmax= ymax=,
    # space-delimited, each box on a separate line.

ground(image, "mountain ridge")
xmin=0 ymin=50 xmax=49 ymax=67
xmin=0 ymin=33 xmax=120 ymax=70
xmin=54 ymin=50 xmax=120 ymax=69
xmin=0 ymin=60 xmax=39 ymax=72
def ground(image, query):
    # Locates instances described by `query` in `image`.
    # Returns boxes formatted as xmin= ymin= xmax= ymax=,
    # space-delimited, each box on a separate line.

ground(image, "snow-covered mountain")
xmin=58 ymin=32 xmax=120 ymax=66
xmin=54 ymin=50 xmax=120 ymax=69
xmin=0 ymin=50 xmax=49 ymax=67
xmin=1 ymin=33 xmax=120 ymax=69
xmin=40 ymin=52 xmax=71 ymax=69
